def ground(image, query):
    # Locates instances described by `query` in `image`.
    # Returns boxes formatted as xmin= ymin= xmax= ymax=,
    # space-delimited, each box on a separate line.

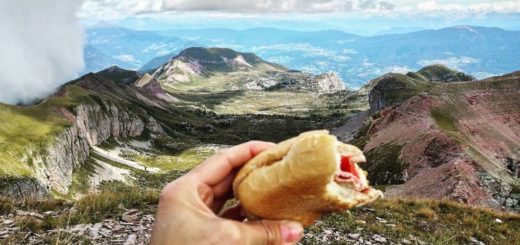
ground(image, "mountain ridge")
xmin=350 ymin=71 xmax=520 ymax=212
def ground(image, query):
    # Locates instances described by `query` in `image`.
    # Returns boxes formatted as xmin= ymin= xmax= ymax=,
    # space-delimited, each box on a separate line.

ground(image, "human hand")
xmin=150 ymin=141 xmax=304 ymax=245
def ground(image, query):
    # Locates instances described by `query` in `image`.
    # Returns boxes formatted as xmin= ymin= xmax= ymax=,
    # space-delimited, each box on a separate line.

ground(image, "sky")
xmin=78 ymin=0 xmax=520 ymax=35
xmin=79 ymin=0 xmax=520 ymax=18
xmin=0 ymin=0 xmax=519 ymax=104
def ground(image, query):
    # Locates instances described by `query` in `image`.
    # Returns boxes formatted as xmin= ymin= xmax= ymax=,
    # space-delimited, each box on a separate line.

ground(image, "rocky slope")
xmin=152 ymin=47 xmax=284 ymax=83
xmin=355 ymin=71 xmax=520 ymax=212
xmin=153 ymin=47 xmax=346 ymax=94
xmin=0 ymin=71 xmax=169 ymax=198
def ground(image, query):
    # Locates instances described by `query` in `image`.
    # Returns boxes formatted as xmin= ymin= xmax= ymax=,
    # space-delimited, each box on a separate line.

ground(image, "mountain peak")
xmin=417 ymin=64 xmax=475 ymax=83
xmin=154 ymin=47 xmax=285 ymax=83
xmin=175 ymin=47 xmax=264 ymax=68
xmin=97 ymin=66 xmax=140 ymax=84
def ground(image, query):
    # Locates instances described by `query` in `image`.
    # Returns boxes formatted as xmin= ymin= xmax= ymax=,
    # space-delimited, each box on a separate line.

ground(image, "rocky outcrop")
xmin=134 ymin=74 xmax=177 ymax=103
xmin=0 ymin=177 xmax=48 ymax=199
xmin=75 ymin=103 xmax=145 ymax=146
xmin=314 ymin=72 xmax=346 ymax=93
xmin=262 ymin=71 xmax=346 ymax=94
xmin=5 ymin=101 xmax=162 ymax=198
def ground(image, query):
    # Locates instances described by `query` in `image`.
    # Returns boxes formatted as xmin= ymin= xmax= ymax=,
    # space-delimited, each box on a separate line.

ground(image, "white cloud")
xmin=115 ymin=54 xmax=137 ymax=63
xmin=163 ymin=0 xmax=395 ymax=12
xmin=252 ymin=43 xmax=336 ymax=57
xmin=79 ymin=0 xmax=520 ymax=19
xmin=417 ymin=56 xmax=480 ymax=70
xmin=0 ymin=0 xmax=85 ymax=104
xmin=417 ymin=0 xmax=520 ymax=14
xmin=80 ymin=0 xmax=394 ymax=19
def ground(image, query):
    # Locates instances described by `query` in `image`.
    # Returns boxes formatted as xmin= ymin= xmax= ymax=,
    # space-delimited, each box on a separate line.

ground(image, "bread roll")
xmin=232 ymin=130 xmax=383 ymax=226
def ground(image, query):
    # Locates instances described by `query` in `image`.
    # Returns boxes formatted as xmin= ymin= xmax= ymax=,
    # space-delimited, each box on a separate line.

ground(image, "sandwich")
xmin=232 ymin=130 xmax=383 ymax=226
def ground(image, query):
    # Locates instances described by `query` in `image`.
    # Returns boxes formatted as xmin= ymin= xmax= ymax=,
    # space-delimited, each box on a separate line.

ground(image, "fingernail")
xmin=281 ymin=221 xmax=303 ymax=243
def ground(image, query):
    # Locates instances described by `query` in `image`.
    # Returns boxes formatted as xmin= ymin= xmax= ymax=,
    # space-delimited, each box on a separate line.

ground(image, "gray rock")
xmin=348 ymin=233 xmax=361 ymax=240
xmin=87 ymin=223 xmax=103 ymax=239
xmin=2 ymin=219 xmax=14 ymax=225
xmin=122 ymin=210 xmax=140 ymax=222
xmin=124 ymin=234 xmax=137 ymax=245
xmin=469 ymin=237 xmax=485 ymax=245
xmin=373 ymin=234 xmax=387 ymax=243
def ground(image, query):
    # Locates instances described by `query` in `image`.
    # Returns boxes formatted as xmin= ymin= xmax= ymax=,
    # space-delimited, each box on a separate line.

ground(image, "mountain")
xmin=138 ymin=28 xmax=354 ymax=73
xmin=366 ymin=64 xmax=475 ymax=112
xmin=153 ymin=47 xmax=285 ymax=82
xmin=1 ymin=57 xmax=519 ymax=243
xmin=0 ymin=50 xmax=359 ymax=199
xmin=416 ymin=64 xmax=476 ymax=82
xmin=129 ymin=26 xmax=520 ymax=88
xmin=152 ymin=47 xmax=346 ymax=94
xmin=83 ymin=45 xmax=123 ymax=73
xmin=349 ymin=71 xmax=520 ymax=212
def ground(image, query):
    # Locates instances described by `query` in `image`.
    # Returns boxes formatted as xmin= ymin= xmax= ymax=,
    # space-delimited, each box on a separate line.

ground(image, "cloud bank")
xmin=162 ymin=0 xmax=394 ymax=12
xmin=80 ymin=0 xmax=394 ymax=19
xmin=417 ymin=0 xmax=520 ymax=14
xmin=79 ymin=0 xmax=520 ymax=19
xmin=0 ymin=0 xmax=85 ymax=104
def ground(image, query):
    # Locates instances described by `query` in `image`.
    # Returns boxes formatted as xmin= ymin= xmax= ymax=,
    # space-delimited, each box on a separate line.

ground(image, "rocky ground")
xmin=0 ymin=209 xmax=424 ymax=245
xmin=2 ymin=209 xmax=401 ymax=245
xmin=0 ymin=207 xmax=154 ymax=244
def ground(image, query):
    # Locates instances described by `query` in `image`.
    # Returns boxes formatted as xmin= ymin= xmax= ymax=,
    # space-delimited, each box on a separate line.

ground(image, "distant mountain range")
xmin=84 ymin=25 xmax=520 ymax=88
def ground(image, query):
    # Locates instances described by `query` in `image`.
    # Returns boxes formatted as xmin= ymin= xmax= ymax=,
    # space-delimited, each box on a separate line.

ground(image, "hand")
xmin=150 ymin=141 xmax=304 ymax=245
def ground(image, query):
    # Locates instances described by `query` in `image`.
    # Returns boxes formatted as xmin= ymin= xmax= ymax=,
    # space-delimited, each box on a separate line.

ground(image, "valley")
xmin=0 ymin=47 xmax=519 ymax=244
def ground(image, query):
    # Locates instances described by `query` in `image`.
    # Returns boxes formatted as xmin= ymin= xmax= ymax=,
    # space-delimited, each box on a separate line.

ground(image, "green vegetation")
xmin=417 ymin=64 xmax=475 ymax=82
xmin=68 ymin=158 xmax=102 ymax=195
xmin=0 ymin=102 xmax=70 ymax=176
xmin=370 ymin=73 xmax=435 ymax=110
xmin=430 ymin=107 xmax=458 ymax=132
xmin=130 ymin=145 xmax=221 ymax=171
xmin=512 ymin=184 xmax=520 ymax=194
xmin=304 ymin=198 xmax=520 ymax=245
xmin=364 ymin=143 xmax=406 ymax=185
xmin=1 ymin=181 xmax=158 ymax=232
xmin=349 ymin=118 xmax=373 ymax=149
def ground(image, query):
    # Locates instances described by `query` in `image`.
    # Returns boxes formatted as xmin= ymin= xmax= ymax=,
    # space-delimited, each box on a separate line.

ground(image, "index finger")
xmin=190 ymin=141 xmax=275 ymax=186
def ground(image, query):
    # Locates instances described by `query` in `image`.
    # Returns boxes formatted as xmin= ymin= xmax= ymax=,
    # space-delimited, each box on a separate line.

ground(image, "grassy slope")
xmin=0 ymin=86 xmax=92 ymax=177
xmin=306 ymin=198 xmax=520 ymax=244
xmin=161 ymin=68 xmax=365 ymax=117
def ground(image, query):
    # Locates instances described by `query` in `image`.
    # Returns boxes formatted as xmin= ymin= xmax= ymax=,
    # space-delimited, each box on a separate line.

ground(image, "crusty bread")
xmin=233 ymin=130 xmax=382 ymax=226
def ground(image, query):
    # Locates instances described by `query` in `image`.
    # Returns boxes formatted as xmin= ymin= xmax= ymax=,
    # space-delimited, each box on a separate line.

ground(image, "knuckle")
xmin=261 ymin=220 xmax=281 ymax=245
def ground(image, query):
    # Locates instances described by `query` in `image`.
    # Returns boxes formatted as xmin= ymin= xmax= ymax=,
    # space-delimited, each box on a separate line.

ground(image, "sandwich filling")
xmin=335 ymin=155 xmax=370 ymax=193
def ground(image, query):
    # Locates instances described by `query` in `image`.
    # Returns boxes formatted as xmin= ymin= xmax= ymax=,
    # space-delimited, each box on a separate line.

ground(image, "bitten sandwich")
xmin=232 ymin=130 xmax=383 ymax=226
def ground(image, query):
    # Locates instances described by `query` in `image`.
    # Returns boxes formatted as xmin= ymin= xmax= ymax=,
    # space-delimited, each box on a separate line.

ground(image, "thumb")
xmin=239 ymin=220 xmax=303 ymax=245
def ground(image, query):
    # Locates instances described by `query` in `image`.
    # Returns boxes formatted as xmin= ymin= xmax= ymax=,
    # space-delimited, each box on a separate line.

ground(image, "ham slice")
xmin=335 ymin=156 xmax=365 ymax=191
